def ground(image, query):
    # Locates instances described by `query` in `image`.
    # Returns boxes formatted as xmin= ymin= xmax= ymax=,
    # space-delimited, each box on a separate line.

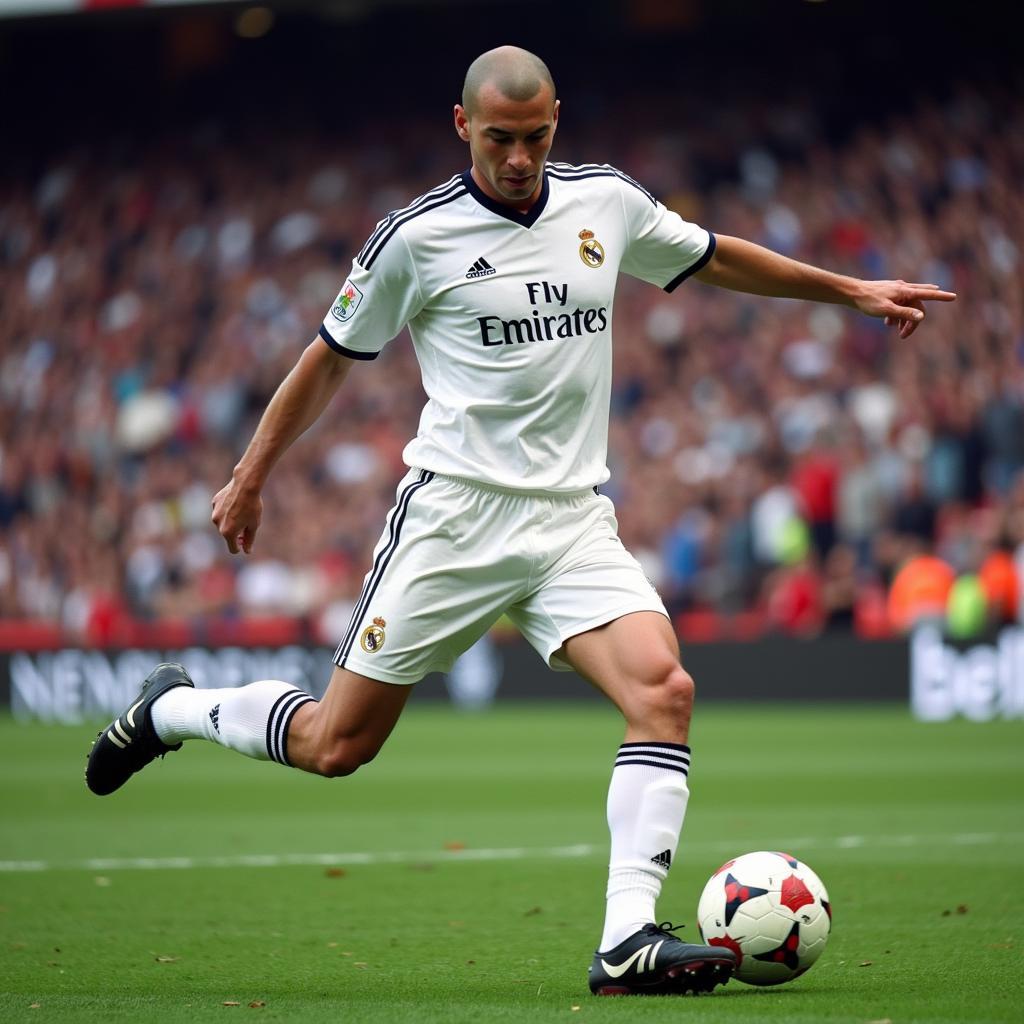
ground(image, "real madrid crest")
xmin=578 ymin=229 xmax=605 ymax=269
xmin=360 ymin=616 xmax=387 ymax=653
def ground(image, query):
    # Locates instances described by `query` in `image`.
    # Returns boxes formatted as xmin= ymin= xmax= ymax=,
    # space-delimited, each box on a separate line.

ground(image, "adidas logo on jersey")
xmin=466 ymin=257 xmax=496 ymax=279
xmin=651 ymin=849 xmax=672 ymax=869
xmin=209 ymin=704 xmax=221 ymax=733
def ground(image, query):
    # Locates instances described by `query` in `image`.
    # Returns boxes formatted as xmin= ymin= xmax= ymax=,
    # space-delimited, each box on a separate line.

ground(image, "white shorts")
xmin=335 ymin=469 xmax=668 ymax=685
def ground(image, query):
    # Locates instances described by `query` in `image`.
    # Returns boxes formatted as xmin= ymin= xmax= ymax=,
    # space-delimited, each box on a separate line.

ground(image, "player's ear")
xmin=454 ymin=104 xmax=471 ymax=142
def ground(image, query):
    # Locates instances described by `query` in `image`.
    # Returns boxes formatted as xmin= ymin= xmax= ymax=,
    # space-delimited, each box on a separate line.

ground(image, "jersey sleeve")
xmin=318 ymin=224 xmax=422 ymax=360
xmin=616 ymin=171 xmax=716 ymax=293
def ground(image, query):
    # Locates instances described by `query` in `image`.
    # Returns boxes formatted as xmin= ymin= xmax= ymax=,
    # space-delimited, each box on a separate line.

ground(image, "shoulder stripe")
xmin=548 ymin=164 xmax=657 ymax=205
xmin=547 ymin=160 xmax=612 ymax=173
xmin=359 ymin=186 xmax=468 ymax=270
xmin=614 ymin=169 xmax=657 ymax=205
xmin=356 ymin=174 xmax=463 ymax=265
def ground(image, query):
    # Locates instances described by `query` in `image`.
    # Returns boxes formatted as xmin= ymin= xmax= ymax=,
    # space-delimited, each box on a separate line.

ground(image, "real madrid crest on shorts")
xmin=578 ymin=228 xmax=605 ymax=269
xmin=360 ymin=616 xmax=386 ymax=653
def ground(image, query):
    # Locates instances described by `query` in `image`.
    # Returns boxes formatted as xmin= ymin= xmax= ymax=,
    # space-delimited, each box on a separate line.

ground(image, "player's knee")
xmin=657 ymin=663 xmax=695 ymax=714
xmin=631 ymin=660 xmax=694 ymax=726
xmin=313 ymin=739 xmax=378 ymax=779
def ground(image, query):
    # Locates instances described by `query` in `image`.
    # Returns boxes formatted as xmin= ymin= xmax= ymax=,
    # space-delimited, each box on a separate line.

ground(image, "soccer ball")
xmin=696 ymin=850 xmax=831 ymax=986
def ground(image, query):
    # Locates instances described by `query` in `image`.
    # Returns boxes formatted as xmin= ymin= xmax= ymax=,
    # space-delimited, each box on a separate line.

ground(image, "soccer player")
xmin=86 ymin=46 xmax=956 ymax=996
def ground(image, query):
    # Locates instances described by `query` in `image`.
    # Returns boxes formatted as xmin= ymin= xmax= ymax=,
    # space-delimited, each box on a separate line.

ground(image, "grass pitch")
xmin=1 ymin=702 xmax=1022 ymax=1023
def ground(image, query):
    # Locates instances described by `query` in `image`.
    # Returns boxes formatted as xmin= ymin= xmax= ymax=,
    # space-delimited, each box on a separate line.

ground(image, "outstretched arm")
xmin=694 ymin=234 xmax=957 ymax=339
xmin=211 ymin=340 xmax=355 ymax=554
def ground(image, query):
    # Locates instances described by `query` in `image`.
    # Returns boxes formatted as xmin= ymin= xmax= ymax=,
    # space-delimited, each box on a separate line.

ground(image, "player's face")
xmin=454 ymin=83 xmax=559 ymax=210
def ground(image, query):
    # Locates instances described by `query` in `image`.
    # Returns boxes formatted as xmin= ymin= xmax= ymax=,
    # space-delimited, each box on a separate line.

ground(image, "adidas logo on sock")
xmin=466 ymin=257 xmax=496 ymax=279
xmin=209 ymin=704 xmax=220 ymax=733
xmin=651 ymin=849 xmax=672 ymax=869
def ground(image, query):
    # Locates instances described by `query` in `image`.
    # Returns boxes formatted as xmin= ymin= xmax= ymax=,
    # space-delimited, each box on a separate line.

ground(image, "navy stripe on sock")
xmin=265 ymin=690 xmax=297 ymax=763
xmin=616 ymin=749 xmax=690 ymax=766
xmin=276 ymin=694 xmax=315 ymax=767
xmin=614 ymin=742 xmax=691 ymax=775
xmin=618 ymin=741 xmax=690 ymax=753
xmin=266 ymin=689 xmax=308 ymax=765
xmin=613 ymin=757 xmax=690 ymax=774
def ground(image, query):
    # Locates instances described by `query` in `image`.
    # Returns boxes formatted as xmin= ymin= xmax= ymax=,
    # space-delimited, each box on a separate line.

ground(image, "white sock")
xmin=600 ymin=741 xmax=691 ymax=951
xmin=151 ymin=679 xmax=315 ymax=766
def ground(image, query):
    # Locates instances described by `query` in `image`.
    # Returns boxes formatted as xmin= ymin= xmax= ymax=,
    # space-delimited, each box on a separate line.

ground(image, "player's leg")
xmin=559 ymin=612 xmax=732 ymax=994
xmin=84 ymin=660 xmax=412 ymax=795
xmin=508 ymin=490 xmax=734 ymax=994
xmin=560 ymin=611 xmax=693 ymax=944
xmin=562 ymin=609 xmax=692 ymax=741
xmin=85 ymin=468 xmax=434 ymax=796
xmin=284 ymin=665 xmax=413 ymax=776
xmin=86 ymin=470 xmax=521 ymax=795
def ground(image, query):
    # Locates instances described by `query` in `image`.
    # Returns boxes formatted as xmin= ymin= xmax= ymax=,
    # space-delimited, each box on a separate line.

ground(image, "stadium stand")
xmin=1 ymin=13 xmax=1022 ymax=647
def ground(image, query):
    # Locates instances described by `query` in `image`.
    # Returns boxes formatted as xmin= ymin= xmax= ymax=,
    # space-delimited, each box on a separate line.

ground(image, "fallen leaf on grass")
xmin=155 ymin=956 xmax=180 ymax=964
xmin=956 ymin=904 xmax=968 ymax=914
xmin=858 ymin=961 xmax=873 ymax=967
xmin=443 ymin=841 xmax=466 ymax=851
xmin=223 ymin=1001 xmax=240 ymax=1006
xmin=29 ymin=1003 xmax=41 ymax=1009
xmin=248 ymin=1001 xmax=265 ymax=1008
xmin=324 ymin=868 xmax=346 ymax=878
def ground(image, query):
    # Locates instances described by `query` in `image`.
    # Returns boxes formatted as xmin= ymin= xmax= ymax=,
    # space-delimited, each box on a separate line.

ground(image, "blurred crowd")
xmin=1 ymin=81 xmax=1022 ymax=644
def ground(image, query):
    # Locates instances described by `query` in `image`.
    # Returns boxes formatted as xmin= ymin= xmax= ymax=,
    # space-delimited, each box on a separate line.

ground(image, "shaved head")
xmin=462 ymin=45 xmax=556 ymax=115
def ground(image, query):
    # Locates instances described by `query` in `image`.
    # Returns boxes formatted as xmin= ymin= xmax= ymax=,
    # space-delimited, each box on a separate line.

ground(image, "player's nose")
xmin=507 ymin=141 xmax=530 ymax=169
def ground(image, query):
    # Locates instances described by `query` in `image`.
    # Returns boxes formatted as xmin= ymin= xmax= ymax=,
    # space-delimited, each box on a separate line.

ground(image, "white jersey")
xmin=319 ymin=162 xmax=714 ymax=493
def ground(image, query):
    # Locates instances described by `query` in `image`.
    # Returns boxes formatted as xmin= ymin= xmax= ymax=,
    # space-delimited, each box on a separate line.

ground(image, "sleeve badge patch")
xmin=331 ymin=280 xmax=364 ymax=322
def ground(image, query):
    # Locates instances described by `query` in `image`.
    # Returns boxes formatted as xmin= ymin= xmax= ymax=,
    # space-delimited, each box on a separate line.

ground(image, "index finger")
xmin=907 ymin=285 xmax=957 ymax=302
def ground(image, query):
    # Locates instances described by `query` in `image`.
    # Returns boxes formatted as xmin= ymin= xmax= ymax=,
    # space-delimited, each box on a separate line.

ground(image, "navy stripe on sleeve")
xmin=319 ymin=323 xmax=380 ymax=360
xmin=664 ymin=231 xmax=717 ymax=293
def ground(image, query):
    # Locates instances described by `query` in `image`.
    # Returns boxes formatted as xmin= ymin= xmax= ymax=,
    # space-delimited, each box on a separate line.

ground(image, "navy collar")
xmin=461 ymin=168 xmax=550 ymax=228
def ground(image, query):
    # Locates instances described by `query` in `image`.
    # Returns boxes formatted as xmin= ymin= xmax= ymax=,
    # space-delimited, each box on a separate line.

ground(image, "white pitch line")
xmin=1 ymin=832 xmax=1022 ymax=874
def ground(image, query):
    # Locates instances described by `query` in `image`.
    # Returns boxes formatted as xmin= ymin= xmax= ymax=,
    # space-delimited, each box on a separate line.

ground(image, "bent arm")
xmin=693 ymin=234 xmax=956 ymax=338
xmin=233 ymin=339 xmax=355 ymax=491
xmin=212 ymin=339 xmax=355 ymax=553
